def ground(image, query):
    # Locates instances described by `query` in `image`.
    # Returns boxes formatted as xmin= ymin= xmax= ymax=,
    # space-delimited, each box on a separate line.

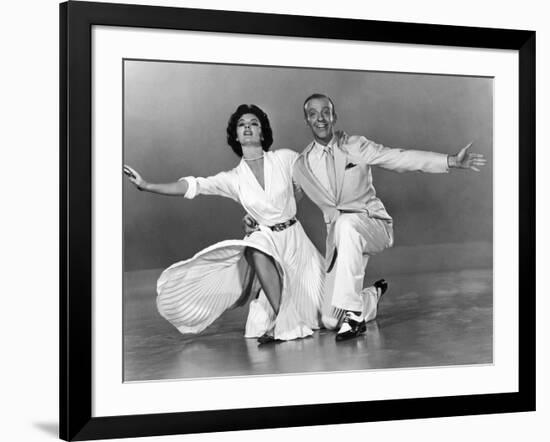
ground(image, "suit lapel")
xmin=296 ymin=142 xmax=335 ymax=203
xmin=334 ymin=144 xmax=347 ymax=203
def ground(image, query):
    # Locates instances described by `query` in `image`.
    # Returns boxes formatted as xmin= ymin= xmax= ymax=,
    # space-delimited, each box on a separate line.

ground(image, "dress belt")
xmin=338 ymin=209 xmax=364 ymax=214
xmin=269 ymin=217 xmax=297 ymax=232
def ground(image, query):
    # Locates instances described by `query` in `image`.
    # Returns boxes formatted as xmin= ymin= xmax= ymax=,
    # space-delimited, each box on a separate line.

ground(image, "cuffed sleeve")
xmin=178 ymin=176 xmax=198 ymax=199
xmin=178 ymin=170 xmax=238 ymax=201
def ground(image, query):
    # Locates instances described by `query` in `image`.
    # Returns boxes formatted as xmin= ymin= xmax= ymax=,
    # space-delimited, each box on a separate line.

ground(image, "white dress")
xmin=156 ymin=149 xmax=326 ymax=341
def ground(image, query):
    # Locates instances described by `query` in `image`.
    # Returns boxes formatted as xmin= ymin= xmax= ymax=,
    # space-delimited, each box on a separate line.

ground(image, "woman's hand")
xmin=243 ymin=213 xmax=259 ymax=236
xmin=124 ymin=165 xmax=147 ymax=190
xmin=123 ymin=166 xmax=189 ymax=196
xmin=448 ymin=143 xmax=487 ymax=172
xmin=334 ymin=130 xmax=349 ymax=147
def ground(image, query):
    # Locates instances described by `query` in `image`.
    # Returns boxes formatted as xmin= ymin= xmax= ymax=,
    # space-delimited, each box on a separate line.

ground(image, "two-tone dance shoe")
xmin=335 ymin=279 xmax=389 ymax=342
xmin=335 ymin=311 xmax=367 ymax=341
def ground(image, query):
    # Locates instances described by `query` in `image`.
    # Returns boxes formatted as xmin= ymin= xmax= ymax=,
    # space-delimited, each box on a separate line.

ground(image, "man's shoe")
xmin=335 ymin=311 xmax=366 ymax=341
xmin=374 ymin=279 xmax=388 ymax=299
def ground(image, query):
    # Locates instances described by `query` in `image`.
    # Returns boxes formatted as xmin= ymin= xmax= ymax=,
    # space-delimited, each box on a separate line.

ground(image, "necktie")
xmin=324 ymin=145 xmax=337 ymax=197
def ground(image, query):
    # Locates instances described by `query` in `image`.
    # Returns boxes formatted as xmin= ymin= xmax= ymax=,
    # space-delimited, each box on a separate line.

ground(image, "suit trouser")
xmin=321 ymin=213 xmax=393 ymax=328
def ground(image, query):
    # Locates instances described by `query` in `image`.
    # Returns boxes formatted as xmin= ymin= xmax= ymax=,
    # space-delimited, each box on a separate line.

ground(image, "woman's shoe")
xmin=257 ymin=333 xmax=280 ymax=345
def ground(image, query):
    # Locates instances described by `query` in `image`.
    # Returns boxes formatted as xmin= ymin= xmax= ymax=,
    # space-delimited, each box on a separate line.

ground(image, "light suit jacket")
xmin=293 ymin=135 xmax=450 ymax=269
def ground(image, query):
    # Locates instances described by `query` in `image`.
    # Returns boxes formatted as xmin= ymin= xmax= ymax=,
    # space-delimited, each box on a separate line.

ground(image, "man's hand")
xmin=448 ymin=143 xmax=487 ymax=171
xmin=243 ymin=213 xmax=259 ymax=236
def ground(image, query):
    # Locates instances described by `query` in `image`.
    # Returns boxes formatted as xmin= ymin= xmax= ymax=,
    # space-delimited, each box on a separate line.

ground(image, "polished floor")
xmin=123 ymin=267 xmax=492 ymax=382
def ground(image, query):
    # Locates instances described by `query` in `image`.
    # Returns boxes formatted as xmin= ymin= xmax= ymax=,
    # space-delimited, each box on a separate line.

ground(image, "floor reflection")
xmin=124 ymin=268 xmax=492 ymax=381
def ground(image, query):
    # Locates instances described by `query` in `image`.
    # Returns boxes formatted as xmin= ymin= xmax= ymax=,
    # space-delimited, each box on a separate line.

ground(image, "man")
xmin=292 ymin=93 xmax=486 ymax=341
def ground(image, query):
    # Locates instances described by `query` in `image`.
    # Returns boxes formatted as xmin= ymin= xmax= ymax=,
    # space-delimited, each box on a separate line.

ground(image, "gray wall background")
xmin=123 ymin=60 xmax=492 ymax=272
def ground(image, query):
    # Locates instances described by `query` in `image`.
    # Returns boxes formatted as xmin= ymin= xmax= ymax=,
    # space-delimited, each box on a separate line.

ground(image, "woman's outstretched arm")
xmin=124 ymin=165 xmax=189 ymax=196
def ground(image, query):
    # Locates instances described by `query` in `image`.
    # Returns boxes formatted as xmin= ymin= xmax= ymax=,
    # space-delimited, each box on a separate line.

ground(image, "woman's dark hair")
xmin=226 ymin=104 xmax=274 ymax=157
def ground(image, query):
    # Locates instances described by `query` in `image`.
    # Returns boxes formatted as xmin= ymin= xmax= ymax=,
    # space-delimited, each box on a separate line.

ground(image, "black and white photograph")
xmin=4 ymin=0 xmax=543 ymax=441
xmin=122 ymin=59 xmax=491 ymax=382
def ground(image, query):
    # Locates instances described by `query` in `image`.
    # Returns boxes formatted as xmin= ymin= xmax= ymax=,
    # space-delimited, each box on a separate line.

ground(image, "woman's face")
xmin=236 ymin=113 xmax=263 ymax=147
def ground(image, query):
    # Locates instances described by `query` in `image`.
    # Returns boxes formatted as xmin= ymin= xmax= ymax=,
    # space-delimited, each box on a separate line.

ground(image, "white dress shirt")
xmin=307 ymin=138 xmax=337 ymax=195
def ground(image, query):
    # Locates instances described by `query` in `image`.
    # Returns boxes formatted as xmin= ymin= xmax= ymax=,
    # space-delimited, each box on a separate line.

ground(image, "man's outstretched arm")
xmin=347 ymin=136 xmax=486 ymax=173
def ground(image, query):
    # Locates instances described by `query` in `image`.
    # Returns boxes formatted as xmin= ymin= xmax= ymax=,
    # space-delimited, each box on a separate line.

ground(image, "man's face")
xmin=304 ymin=97 xmax=336 ymax=145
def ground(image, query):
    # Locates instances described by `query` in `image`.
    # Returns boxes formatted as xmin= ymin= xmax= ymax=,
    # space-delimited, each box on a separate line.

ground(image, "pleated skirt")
xmin=156 ymin=222 xmax=326 ymax=341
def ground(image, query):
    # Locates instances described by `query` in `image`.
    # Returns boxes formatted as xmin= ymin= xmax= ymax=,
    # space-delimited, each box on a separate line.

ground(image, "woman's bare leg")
xmin=245 ymin=248 xmax=282 ymax=315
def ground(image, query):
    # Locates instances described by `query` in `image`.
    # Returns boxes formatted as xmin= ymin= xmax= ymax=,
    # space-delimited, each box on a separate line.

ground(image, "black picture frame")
xmin=60 ymin=1 xmax=536 ymax=440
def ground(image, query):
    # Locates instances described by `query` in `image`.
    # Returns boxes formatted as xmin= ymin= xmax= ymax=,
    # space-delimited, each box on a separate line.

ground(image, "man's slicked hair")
xmin=303 ymin=93 xmax=337 ymax=119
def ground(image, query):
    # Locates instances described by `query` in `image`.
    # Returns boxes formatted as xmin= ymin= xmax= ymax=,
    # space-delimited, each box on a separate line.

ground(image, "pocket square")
xmin=345 ymin=162 xmax=357 ymax=170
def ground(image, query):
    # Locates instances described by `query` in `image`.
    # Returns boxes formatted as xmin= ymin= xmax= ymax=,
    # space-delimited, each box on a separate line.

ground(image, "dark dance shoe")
xmin=257 ymin=333 xmax=280 ymax=345
xmin=335 ymin=311 xmax=366 ymax=342
xmin=374 ymin=278 xmax=388 ymax=298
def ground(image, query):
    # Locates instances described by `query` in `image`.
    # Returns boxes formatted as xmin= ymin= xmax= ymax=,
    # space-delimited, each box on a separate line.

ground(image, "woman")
xmin=124 ymin=104 xmax=326 ymax=343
